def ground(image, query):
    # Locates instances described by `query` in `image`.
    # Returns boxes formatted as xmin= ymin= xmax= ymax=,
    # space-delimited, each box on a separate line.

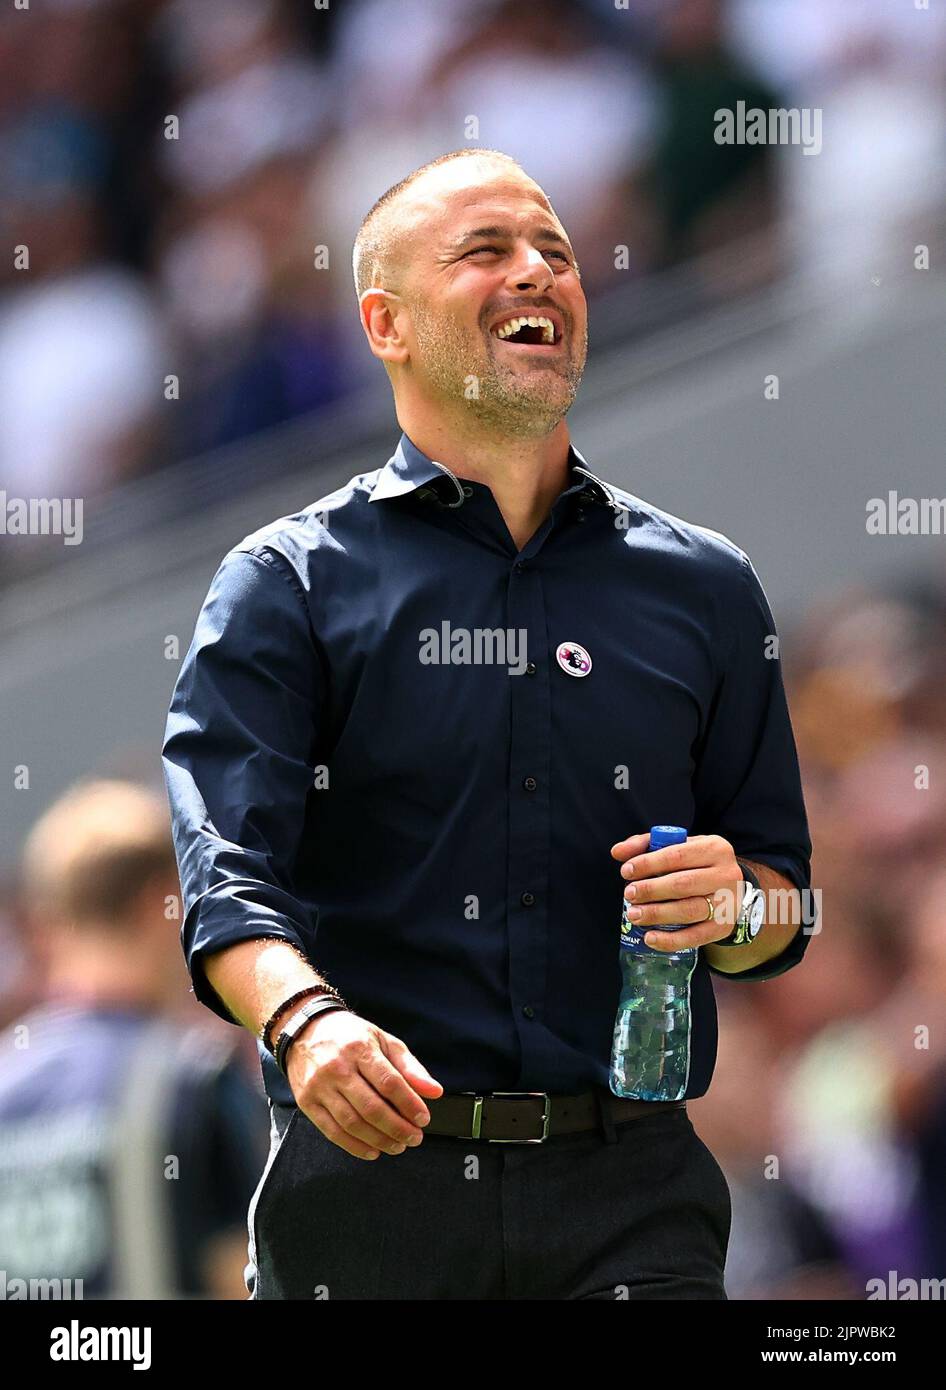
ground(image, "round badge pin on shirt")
xmin=555 ymin=641 xmax=592 ymax=677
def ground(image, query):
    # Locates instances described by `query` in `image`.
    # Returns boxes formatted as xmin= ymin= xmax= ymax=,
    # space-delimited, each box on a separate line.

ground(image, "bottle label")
xmin=619 ymin=920 xmax=653 ymax=952
xmin=619 ymin=908 xmax=697 ymax=955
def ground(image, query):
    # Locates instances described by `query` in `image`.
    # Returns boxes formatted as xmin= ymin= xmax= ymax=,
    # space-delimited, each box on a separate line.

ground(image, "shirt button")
xmin=525 ymin=662 xmax=536 ymax=676
xmin=513 ymin=560 xmax=528 ymax=573
xmin=462 ymin=485 xmax=473 ymax=497
xmin=522 ymin=1005 xmax=535 ymax=1020
xmin=523 ymin=776 xmax=537 ymax=792
xmin=520 ymin=891 xmax=535 ymax=907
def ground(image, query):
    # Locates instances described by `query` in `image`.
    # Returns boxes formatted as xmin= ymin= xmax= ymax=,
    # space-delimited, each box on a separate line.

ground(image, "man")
xmin=0 ymin=779 xmax=269 ymax=1299
xmin=162 ymin=148 xmax=815 ymax=1300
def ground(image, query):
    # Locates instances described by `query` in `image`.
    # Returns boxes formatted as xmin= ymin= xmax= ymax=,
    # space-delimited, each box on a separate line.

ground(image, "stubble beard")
xmin=408 ymin=299 xmax=587 ymax=438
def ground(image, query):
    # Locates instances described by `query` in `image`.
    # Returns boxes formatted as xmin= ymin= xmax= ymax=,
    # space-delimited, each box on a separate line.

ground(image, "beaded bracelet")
xmin=260 ymin=984 xmax=343 ymax=1056
xmin=274 ymin=997 xmax=350 ymax=1079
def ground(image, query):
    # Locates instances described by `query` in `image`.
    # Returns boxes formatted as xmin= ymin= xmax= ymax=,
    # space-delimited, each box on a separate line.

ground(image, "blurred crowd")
xmin=2 ymin=0 xmax=944 ymax=513
xmin=690 ymin=575 xmax=946 ymax=1299
xmin=2 ymin=0 xmax=946 ymax=1301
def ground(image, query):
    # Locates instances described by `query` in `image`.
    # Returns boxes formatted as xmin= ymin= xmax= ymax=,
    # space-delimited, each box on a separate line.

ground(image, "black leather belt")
xmin=423 ymin=1090 xmax=686 ymax=1143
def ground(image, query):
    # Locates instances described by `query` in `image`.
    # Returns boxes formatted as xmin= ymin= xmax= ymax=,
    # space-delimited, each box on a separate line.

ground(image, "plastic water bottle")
xmin=609 ymin=825 xmax=697 ymax=1101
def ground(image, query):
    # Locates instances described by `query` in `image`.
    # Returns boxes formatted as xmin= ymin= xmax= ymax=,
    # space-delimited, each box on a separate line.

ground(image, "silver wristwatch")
xmin=715 ymin=862 xmax=765 ymax=947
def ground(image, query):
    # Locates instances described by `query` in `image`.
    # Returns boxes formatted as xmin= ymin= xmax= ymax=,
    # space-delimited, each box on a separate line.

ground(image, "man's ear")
xmin=359 ymin=288 xmax=410 ymax=365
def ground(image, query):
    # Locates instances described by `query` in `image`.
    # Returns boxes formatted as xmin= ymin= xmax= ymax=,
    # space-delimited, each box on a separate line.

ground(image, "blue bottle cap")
xmin=648 ymin=825 xmax=688 ymax=850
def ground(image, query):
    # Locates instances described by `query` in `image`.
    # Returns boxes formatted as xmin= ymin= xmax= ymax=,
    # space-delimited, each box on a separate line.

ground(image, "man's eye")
xmin=462 ymin=245 xmax=571 ymax=264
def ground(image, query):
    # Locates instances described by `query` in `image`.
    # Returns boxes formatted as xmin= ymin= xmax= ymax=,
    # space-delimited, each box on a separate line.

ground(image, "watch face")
xmin=747 ymin=886 xmax=765 ymax=937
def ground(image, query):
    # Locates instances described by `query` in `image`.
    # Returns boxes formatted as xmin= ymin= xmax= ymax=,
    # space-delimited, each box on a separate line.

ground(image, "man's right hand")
xmin=284 ymin=1009 xmax=444 ymax=1160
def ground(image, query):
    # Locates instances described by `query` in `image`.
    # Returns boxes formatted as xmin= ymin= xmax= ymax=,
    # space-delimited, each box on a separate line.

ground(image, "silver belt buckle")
xmin=460 ymin=1091 xmax=552 ymax=1143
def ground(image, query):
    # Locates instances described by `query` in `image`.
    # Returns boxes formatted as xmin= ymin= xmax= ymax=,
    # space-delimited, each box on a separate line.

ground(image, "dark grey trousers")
xmin=245 ymin=1094 xmax=731 ymax=1300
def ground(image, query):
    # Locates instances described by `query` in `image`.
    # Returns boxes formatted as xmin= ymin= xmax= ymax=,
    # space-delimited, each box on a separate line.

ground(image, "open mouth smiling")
xmin=490 ymin=312 xmax=563 ymax=348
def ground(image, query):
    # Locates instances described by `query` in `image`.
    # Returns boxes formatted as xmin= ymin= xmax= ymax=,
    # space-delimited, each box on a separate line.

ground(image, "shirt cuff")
xmin=183 ymin=881 xmax=313 ymax=1024
xmin=704 ymin=852 xmax=817 ymax=983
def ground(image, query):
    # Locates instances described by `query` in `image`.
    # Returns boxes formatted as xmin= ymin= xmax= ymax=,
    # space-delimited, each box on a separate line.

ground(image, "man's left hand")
xmin=610 ymin=833 xmax=746 ymax=951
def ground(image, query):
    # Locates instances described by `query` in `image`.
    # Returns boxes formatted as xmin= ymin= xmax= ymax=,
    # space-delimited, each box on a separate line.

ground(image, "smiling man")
xmin=352 ymin=149 xmax=589 ymax=551
xmin=162 ymin=148 xmax=815 ymax=1300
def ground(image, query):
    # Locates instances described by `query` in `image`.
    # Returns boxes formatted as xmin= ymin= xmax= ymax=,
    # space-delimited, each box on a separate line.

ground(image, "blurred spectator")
xmin=0 ymin=779 xmax=268 ymax=1299
xmin=423 ymin=0 xmax=659 ymax=292
xmin=757 ymin=584 xmax=946 ymax=1295
xmin=0 ymin=265 xmax=167 ymax=501
xmin=690 ymin=999 xmax=857 ymax=1300
xmin=0 ymin=0 xmax=171 ymax=500
xmin=775 ymin=865 xmax=946 ymax=1290
xmin=726 ymin=0 xmax=946 ymax=288
xmin=150 ymin=0 xmax=354 ymax=453
xmin=643 ymin=0 xmax=783 ymax=282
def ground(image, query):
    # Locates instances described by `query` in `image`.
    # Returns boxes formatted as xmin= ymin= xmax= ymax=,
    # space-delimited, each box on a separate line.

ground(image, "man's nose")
xmin=505 ymin=245 xmax=554 ymax=294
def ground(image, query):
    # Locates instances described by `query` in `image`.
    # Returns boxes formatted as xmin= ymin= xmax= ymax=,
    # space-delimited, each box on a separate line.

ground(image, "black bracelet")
xmin=274 ymin=997 xmax=350 ymax=1079
xmin=260 ymin=984 xmax=343 ymax=1055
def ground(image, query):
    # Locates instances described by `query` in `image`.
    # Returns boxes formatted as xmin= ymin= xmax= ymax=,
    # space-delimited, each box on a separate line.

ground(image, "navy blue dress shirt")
xmin=162 ymin=432 xmax=814 ymax=1107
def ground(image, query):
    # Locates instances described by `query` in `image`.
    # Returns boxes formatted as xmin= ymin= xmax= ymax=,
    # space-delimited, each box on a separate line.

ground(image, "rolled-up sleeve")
xmin=161 ymin=545 xmax=324 ymax=1023
xmin=692 ymin=551 xmax=816 ymax=983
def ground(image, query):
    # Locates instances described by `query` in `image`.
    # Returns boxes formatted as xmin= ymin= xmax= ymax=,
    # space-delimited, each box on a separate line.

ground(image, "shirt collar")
xmin=369 ymin=431 xmax=621 ymax=513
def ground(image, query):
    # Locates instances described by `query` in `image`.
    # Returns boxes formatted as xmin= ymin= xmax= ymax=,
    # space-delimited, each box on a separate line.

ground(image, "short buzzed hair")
xmin=352 ymin=148 xmax=526 ymax=301
xmin=20 ymin=778 xmax=177 ymax=929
